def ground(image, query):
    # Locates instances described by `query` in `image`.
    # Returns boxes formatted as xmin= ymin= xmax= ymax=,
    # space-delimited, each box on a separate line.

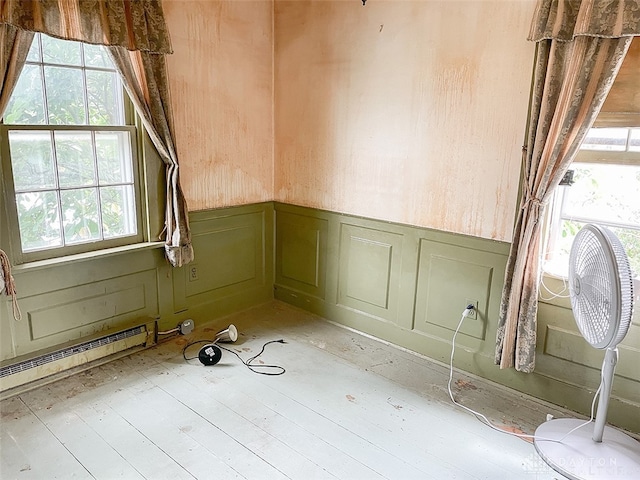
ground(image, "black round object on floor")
xmin=198 ymin=344 xmax=222 ymax=366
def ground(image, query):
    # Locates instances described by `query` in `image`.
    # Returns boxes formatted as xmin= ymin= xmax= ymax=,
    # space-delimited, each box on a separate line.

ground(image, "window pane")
xmin=3 ymin=64 xmax=46 ymax=124
xmin=8 ymin=131 xmax=56 ymax=191
xmin=61 ymin=188 xmax=100 ymax=244
xmin=86 ymin=70 xmax=123 ymax=125
xmin=16 ymin=191 xmax=62 ymax=251
xmin=615 ymin=228 xmax=640 ymax=277
xmin=556 ymin=221 xmax=640 ymax=278
xmin=100 ymin=185 xmax=137 ymax=239
xmin=96 ymin=131 xmax=133 ymax=184
xmin=581 ymin=128 xmax=627 ymax=151
xmin=41 ymin=35 xmax=82 ymax=66
xmin=562 ymin=164 xmax=640 ymax=226
xmin=6 ymin=34 xmax=139 ymax=257
xmin=45 ymin=66 xmax=86 ymax=124
xmin=630 ymin=128 xmax=640 ymax=152
xmin=83 ymin=43 xmax=111 ymax=68
xmin=26 ymin=35 xmax=40 ymax=62
xmin=55 ymin=131 xmax=96 ymax=187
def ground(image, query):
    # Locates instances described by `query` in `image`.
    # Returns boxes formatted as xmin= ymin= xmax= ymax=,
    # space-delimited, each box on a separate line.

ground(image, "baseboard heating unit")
xmin=0 ymin=321 xmax=156 ymax=397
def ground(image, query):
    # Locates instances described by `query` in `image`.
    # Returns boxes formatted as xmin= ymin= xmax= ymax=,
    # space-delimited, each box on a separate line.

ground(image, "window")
xmin=1 ymin=34 xmax=143 ymax=262
xmin=545 ymin=126 xmax=640 ymax=279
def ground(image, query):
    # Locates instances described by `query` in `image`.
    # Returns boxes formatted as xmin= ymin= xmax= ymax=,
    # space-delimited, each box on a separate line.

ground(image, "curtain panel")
xmin=530 ymin=0 xmax=640 ymax=41
xmin=0 ymin=0 xmax=194 ymax=266
xmin=0 ymin=23 xmax=31 ymax=114
xmin=495 ymin=0 xmax=638 ymax=372
xmin=108 ymin=47 xmax=193 ymax=267
xmin=0 ymin=0 xmax=172 ymax=53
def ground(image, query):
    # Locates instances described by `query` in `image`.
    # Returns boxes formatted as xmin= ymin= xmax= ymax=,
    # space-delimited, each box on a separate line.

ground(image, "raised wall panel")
xmin=173 ymin=208 xmax=269 ymax=313
xmin=275 ymin=211 xmax=327 ymax=299
xmin=187 ymin=225 xmax=257 ymax=297
xmin=537 ymin=302 xmax=640 ymax=403
xmin=344 ymin=238 xmax=391 ymax=308
xmin=274 ymin=204 xmax=639 ymax=433
xmin=414 ymin=240 xmax=493 ymax=341
xmin=1 ymin=203 xmax=273 ymax=365
xmin=543 ymin=326 xmax=595 ymax=367
xmin=29 ymin=284 xmax=147 ymax=340
xmin=12 ymin=270 xmax=158 ymax=356
xmin=337 ymin=224 xmax=403 ymax=323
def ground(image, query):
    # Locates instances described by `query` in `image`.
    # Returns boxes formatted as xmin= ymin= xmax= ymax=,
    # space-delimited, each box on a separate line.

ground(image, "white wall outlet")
xmin=189 ymin=265 xmax=198 ymax=282
xmin=465 ymin=299 xmax=479 ymax=320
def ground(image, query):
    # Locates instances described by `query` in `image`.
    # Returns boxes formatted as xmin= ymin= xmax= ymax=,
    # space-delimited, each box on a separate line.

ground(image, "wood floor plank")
xmin=19 ymin=386 xmax=147 ymax=480
xmin=0 ymin=397 xmax=94 ymax=479
xmin=140 ymin=358 xmax=393 ymax=480
xmin=70 ymin=399 xmax=197 ymax=480
xmin=229 ymin=302 xmax=566 ymax=436
xmin=172 ymin=333 xmax=553 ymax=479
xmin=97 ymin=358 xmax=298 ymax=480
xmin=102 ymin=380 xmax=248 ymax=479
xmin=159 ymin=355 xmax=435 ymax=480
xmin=16 ymin=360 xmax=194 ymax=479
xmin=1 ymin=301 xmax=564 ymax=480
xmin=154 ymin=343 xmax=479 ymax=479
xmin=125 ymin=360 xmax=341 ymax=480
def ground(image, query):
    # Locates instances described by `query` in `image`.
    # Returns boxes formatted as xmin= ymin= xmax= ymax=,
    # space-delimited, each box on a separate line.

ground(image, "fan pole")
xmin=593 ymin=347 xmax=618 ymax=442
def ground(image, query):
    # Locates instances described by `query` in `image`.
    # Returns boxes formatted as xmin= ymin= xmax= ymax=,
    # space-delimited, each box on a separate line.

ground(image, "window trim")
xmin=0 ymin=34 xmax=163 ymax=266
xmin=593 ymin=112 xmax=640 ymax=128
xmin=1 ymin=125 xmax=144 ymax=264
xmin=543 ymin=128 xmax=640 ymax=280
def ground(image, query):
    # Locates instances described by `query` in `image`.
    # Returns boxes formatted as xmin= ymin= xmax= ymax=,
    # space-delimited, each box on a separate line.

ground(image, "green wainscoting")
xmin=273 ymin=203 xmax=640 ymax=434
xmin=0 ymin=203 xmax=274 ymax=367
xmin=275 ymin=212 xmax=327 ymax=299
xmin=1 ymin=246 xmax=166 ymax=362
xmin=1 ymin=200 xmax=638 ymax=433
xmin=171 ymin=203 xmax=274 ymax=321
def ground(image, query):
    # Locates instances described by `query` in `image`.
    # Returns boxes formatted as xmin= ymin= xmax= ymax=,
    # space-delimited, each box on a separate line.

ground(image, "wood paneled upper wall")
xmin=163 ymin=0 xmax=274 ymax=211
xmin=274 ymin=0 xmax=536 ymax=242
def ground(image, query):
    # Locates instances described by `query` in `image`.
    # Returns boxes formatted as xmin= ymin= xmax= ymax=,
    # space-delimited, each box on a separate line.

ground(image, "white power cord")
xmin=539 ymin=274 xmax=571 ymax=301
xmin=447 ymin=306 xmax=602 ymax=444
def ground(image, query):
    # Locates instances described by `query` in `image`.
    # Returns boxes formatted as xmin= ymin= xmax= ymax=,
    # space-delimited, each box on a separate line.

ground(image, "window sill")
xmin=539 ymin=263 xmax=572 ymax=309
xmin=12 ymin=241 xmax=166 ymax=273
xmin=540 ymin=265 xmax=640 ymax=310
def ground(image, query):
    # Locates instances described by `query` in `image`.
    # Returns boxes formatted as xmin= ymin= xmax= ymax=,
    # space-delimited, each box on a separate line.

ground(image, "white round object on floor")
xmin=534 ymin=418 xmax=640 ymax=480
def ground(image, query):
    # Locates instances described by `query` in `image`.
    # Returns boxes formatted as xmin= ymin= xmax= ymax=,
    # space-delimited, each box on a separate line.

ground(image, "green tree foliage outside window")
xmin=554 ymin=159 xmax=640 ymax=277
xmin=3 ymin=34 xmax=138 ymax=255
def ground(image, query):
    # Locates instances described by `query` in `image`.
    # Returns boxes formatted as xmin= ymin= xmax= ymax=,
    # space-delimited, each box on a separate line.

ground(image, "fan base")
xmin=534 ymin=418 xmax=640 ymax=480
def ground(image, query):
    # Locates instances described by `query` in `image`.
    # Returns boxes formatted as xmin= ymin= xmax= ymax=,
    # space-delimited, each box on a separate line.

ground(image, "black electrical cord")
xmin=182 ymin=339 xmax=287 ymax=376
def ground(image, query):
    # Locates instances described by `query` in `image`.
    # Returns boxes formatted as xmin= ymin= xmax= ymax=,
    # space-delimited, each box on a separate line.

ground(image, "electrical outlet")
xmin=465 ymin=299 xmax=479 ymax=320
xmin=189 ymin=265 xmax=198 ymax=282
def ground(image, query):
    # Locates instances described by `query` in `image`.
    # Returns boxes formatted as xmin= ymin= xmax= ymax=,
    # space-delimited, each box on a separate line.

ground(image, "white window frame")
xmin=543 ymin=118 xmax=640 ymax=281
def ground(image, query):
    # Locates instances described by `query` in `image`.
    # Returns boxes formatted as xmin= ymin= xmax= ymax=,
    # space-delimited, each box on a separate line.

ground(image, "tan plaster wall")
xmin=163 ymin=0 xmax=274 ymax=211
xmin=274 ymin=0 xmax=536 ymax=242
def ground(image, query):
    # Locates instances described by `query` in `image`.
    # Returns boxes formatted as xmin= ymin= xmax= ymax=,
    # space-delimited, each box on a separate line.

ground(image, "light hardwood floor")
xmin=1 ymin=301 xmax=570 ymax=479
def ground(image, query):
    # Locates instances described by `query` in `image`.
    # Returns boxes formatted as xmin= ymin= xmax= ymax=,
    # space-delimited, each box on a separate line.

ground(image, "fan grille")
xmin=568 ymin=224 xmax=634 ymax=349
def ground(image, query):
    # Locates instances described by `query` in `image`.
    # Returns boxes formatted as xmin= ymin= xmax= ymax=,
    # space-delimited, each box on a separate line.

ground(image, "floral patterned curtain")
xmin=0 ymin=0 xmax=172 ymax=53
xmin=108 ymin=47 xmax=193 ymax=266
xmin=495 ymin=0 xmax=639 ymax=372
xmin=0 ymin=23 xmax=32 ymax=114
xmin=0 ymin=0 xmax=193 ymax=266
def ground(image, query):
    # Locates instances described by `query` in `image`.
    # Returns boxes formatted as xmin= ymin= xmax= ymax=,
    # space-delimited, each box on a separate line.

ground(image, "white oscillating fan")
xmin=534 ymin=224 xmax=640 ymax=480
